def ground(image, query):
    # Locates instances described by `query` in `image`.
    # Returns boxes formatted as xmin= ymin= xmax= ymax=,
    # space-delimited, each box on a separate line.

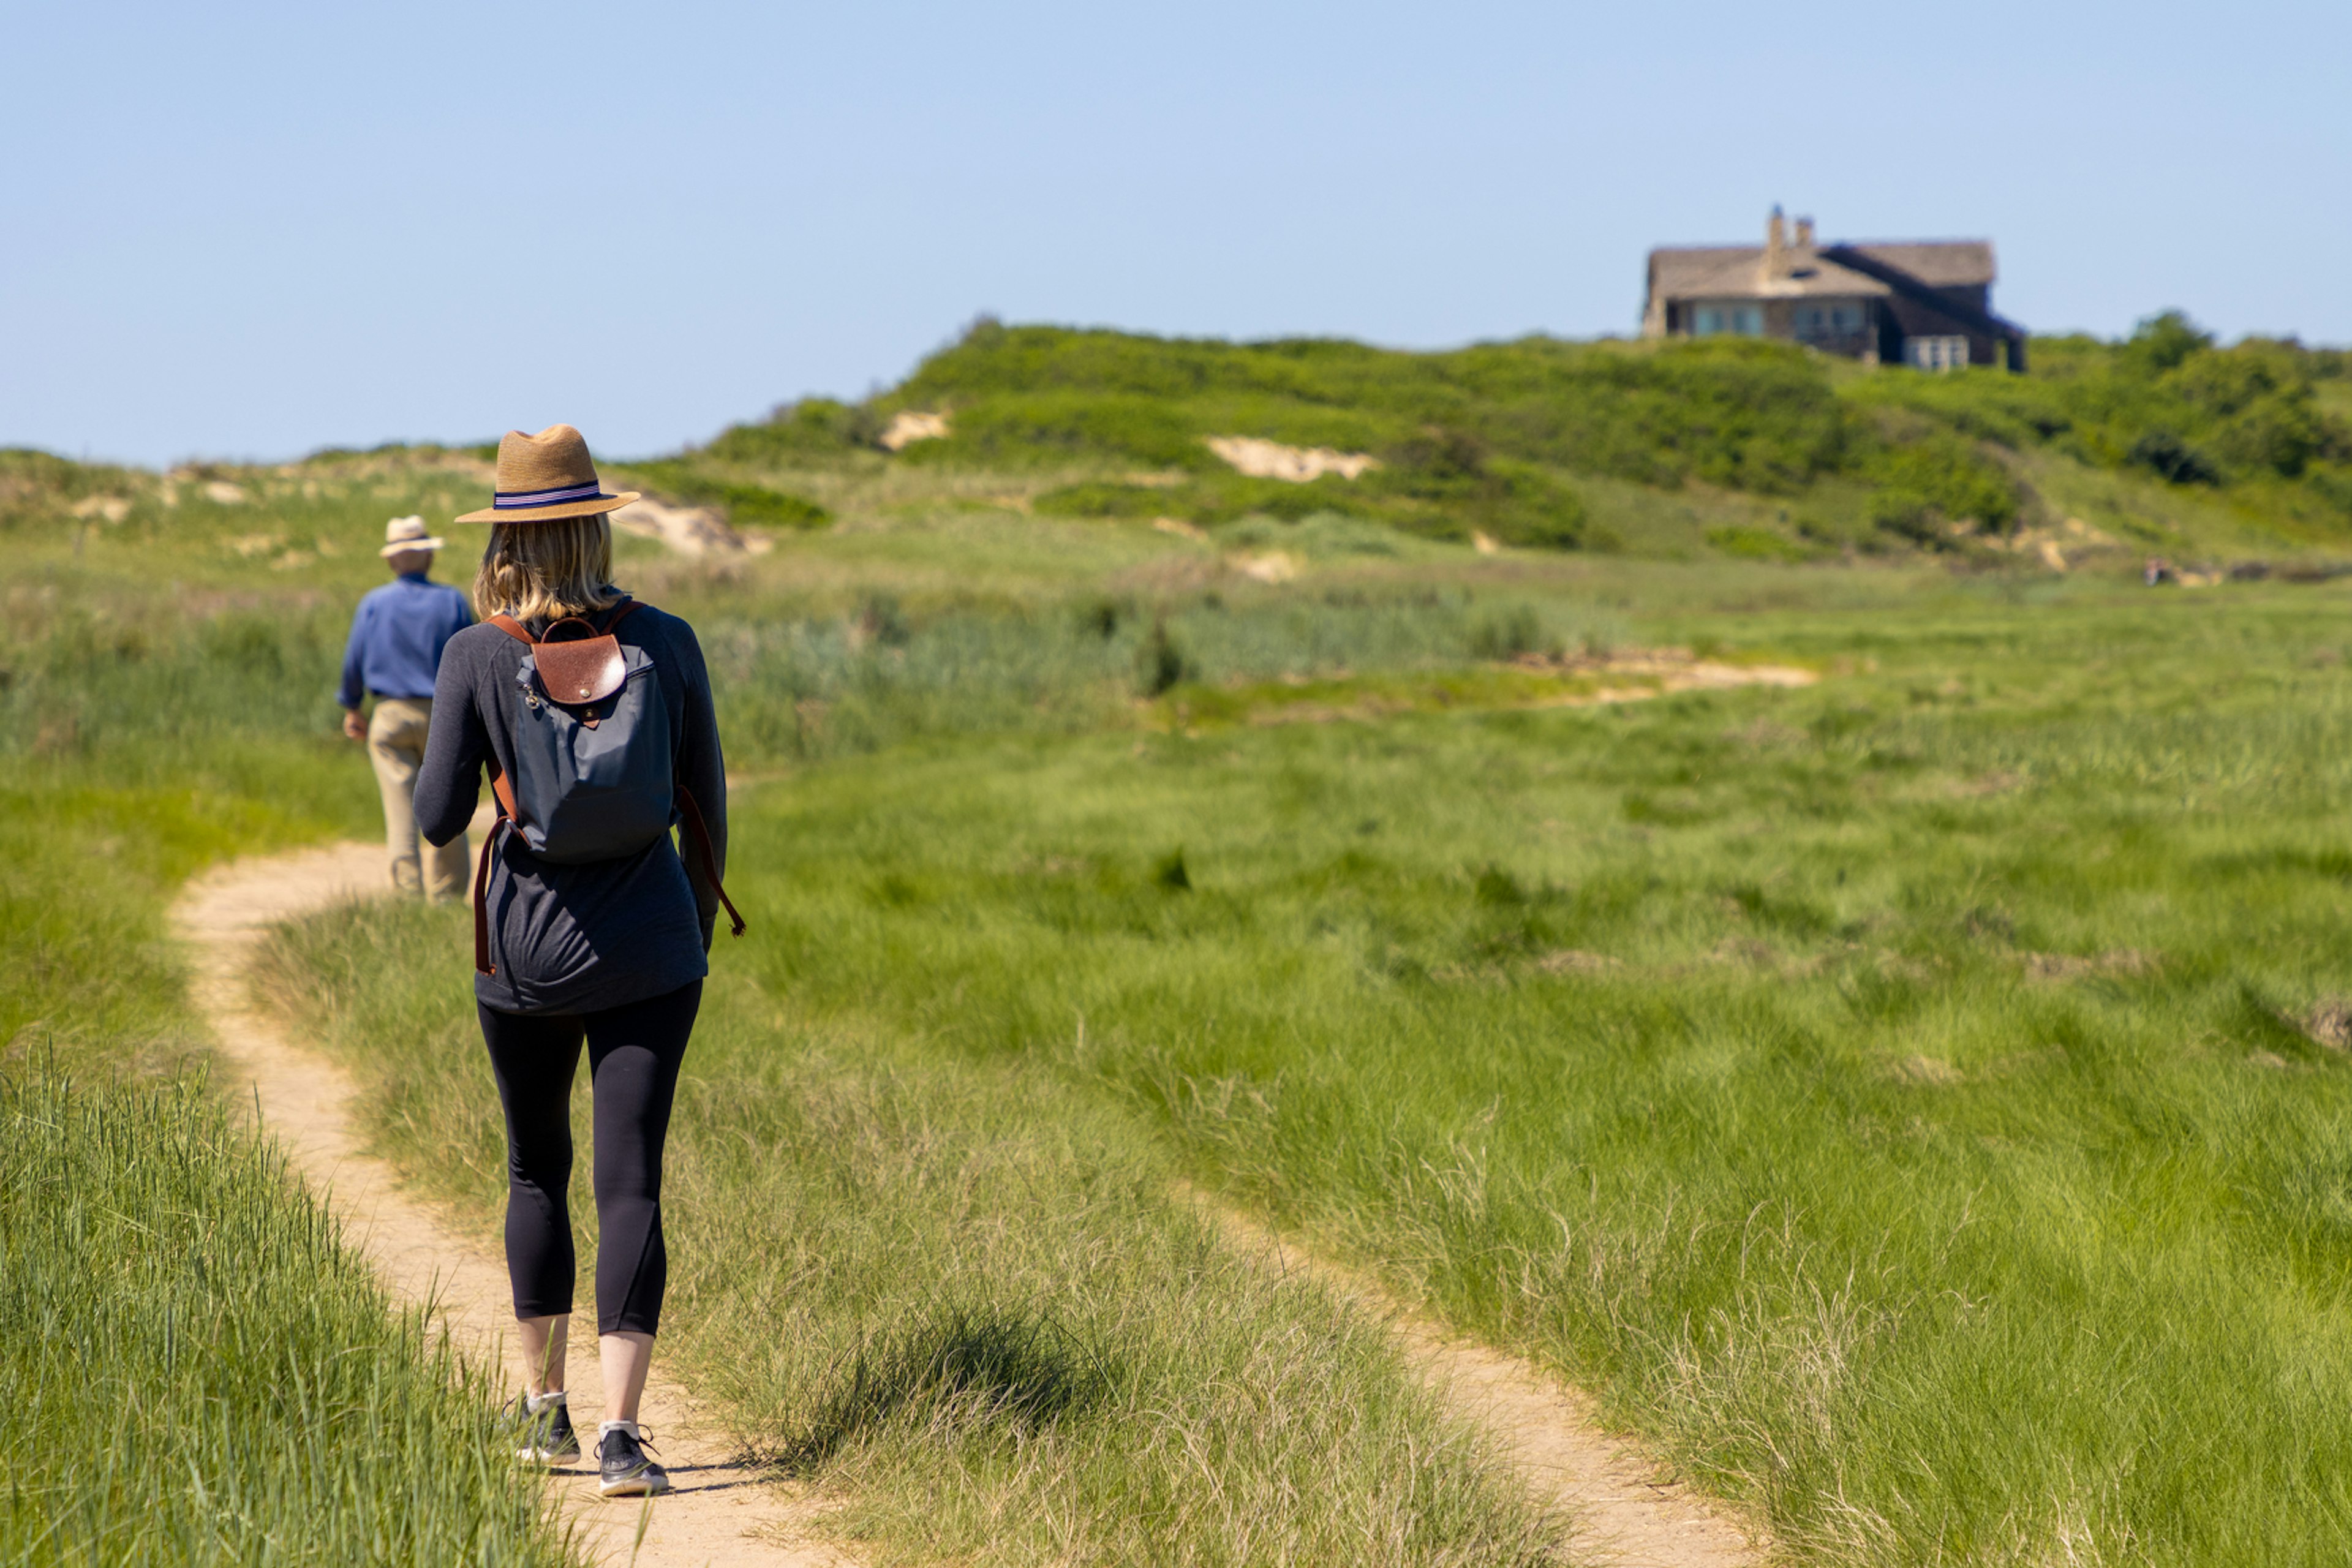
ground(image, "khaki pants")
xmin=368 ymin=697 xmax=469 ymax=901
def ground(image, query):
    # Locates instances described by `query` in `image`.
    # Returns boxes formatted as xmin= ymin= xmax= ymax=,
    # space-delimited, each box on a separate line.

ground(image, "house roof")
xmin=1648 ymin=240 xmax=1994 ymax=302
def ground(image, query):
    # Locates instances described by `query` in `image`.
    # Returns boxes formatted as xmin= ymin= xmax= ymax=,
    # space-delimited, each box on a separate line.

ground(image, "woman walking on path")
xmin=415 ymin=424 xmax=736 ymax=1499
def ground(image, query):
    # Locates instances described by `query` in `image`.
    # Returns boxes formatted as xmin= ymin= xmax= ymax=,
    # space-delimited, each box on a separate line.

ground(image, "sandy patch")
xmin=1205 ymin=435 xmax=1380 ymax=483
xmin=69 ymin=495 xmax=130 ymax=522
xmin=878 ymin=412 xmax=949 ymax=451
xmin=1983 ymin=516 xmax=2119 ymax=571
xmin=1231 ymin=549 xmax=1300 ymax=583
xmin=611 ymin=496 xmax=767 ymax=557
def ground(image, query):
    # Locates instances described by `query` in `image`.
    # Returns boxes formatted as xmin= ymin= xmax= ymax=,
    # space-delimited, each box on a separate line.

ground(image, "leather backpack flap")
xmin=534 ymin=635 xmax=628 ymax=708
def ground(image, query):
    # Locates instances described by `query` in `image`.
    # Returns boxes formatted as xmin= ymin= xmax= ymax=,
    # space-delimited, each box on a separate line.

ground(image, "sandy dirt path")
xmin=1199 ymin=1199 xmax=1766 ymax=1568
xmin=172 ymin=842 xmax=849 ymax=1568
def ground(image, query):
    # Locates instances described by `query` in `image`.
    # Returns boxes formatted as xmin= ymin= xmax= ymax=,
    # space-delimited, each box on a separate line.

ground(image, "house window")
xmin=1691 ymin=303 xmax=1763 ymax=337
xmin=1795 ymin=303 xmax=1866 ymax=342
xmin=1905 ymin=335 xmax=1970 ymax=372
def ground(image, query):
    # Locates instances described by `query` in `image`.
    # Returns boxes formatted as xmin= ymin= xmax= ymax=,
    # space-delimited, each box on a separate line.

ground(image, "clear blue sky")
xmin=7 ymin=1 xmax=2344 ymax=467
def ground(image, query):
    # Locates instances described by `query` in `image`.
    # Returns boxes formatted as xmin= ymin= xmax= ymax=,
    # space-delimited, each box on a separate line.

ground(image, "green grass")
xmin=0 ymin=1072 xmax=576 ymax=1566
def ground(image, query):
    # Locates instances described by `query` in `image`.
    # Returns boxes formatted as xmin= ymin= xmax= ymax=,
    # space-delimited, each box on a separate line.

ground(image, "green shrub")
xmin=1035 ymin=481 xmax=1178 ymax=519
xmin=1865 ymin=436 xmax=2022 ymax=532
xmin=2211 ymin=393 xmax=2332 ymax=478
xmin=1706 ymin=524 xmax=1811 ymax=561
xmin=2118 ymin=309 xmax=2215 ymax=377
xmin=710 ymin=482 xmax=831 ymax=529
xmin=1139 ymin=619 xmax=1193 ymax=696
xmin=2129 ymin=430 xmax=2222 ymax=486
xmin=702 ymin=397 xmax=882 ymax=463
xmin=1466 ymin=603 xmax=1559 ymax=661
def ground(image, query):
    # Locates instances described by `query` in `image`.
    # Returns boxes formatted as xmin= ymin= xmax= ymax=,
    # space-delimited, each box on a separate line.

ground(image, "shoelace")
xmin=607 ymin=1427 xmax=661 ymax=1461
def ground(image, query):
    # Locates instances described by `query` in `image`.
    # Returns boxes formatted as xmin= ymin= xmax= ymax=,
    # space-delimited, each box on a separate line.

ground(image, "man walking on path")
xmin=339 ymin=515 xmax=474 ymax=899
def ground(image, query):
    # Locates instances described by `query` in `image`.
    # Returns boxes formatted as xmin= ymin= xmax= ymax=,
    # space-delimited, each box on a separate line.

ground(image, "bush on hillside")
xmin=703 ymin=398 xmax=883 ymax=464
xmin=2310 ymin=466 xmax=2352 ymax=517
xmin=1033 ymin=481 xmax=1175 ymax=519
xmin=2119 ymin=310 xmax=2215 ymax=377
xmin=1864 ymin=436 xmax=2022 ymax=533
xmin=710 ymin=482 xmax=832 ymax=529
xmin=2128 ymin=431 xmax=2222 ymax=486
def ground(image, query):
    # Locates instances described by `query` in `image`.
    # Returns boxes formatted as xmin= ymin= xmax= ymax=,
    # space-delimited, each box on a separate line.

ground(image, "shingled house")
xmin=1643 ymin=210 xmax=2026 ymax=371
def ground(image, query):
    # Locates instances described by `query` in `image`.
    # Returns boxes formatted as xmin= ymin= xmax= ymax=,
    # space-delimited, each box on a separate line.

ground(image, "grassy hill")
xmin=649 ymin=313 xmax=2352 ymax=568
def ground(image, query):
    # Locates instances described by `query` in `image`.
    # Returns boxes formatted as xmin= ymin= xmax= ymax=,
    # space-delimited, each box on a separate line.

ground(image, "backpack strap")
xmin=473 ymin=759 xmax=524 ymax=976
xmin=487 ymin=598 xmax=639 ymax=647
xmin=673 ymin=785 xmax=746 ymax=939
xmin=473 ymin=820 xmax=503 ymax=976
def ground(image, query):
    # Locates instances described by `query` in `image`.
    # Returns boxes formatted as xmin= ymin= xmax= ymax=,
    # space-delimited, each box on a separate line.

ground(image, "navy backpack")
xmin=470 ymin=598 xmax=742 ymax=974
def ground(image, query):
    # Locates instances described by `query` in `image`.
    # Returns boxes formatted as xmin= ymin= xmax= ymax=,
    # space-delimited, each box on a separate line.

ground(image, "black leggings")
xmin=478 ymin=981 xmax=701 ymax=1336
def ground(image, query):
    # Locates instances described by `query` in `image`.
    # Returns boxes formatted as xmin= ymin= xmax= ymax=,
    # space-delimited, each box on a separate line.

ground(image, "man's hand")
xmin=342 ymin=708 xmax=367 ymax=742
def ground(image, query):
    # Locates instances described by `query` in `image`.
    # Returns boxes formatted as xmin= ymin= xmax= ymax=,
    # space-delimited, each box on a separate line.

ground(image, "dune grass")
xmin=1 ymin=1072 xmax=578 ymax=1566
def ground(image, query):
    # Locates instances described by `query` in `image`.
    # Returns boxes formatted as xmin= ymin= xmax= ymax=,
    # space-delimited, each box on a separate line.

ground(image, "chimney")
xmin=1763 ymin=206 xmax=1787 ymax=281
xmin=1795 ymin=215 xmax=1815 ymax=250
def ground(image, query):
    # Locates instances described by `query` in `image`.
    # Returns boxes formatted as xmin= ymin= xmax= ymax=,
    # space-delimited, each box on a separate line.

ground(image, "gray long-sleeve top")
xmin=414 ymin=602 xmax=728 ymax=1016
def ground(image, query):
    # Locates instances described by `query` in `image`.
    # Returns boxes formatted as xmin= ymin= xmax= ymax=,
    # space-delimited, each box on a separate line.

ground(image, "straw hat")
xmin=379 ymin=514 xmax=445 ymax=556
xmin=455 ymin=424 xmax=639 ymax=524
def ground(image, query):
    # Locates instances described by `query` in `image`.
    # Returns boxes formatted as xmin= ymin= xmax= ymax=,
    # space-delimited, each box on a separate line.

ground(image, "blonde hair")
xmin=473 ymin=515 xmax=622 ymax=621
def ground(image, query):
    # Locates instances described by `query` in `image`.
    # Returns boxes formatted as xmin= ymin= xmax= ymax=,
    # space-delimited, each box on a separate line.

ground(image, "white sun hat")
xmin=379 ymin=514 xmax=447 ymax=557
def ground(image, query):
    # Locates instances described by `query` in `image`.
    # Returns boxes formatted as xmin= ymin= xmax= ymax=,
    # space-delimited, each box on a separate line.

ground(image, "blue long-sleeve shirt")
xmin=337 ymin=574 xmax=474 ymax=709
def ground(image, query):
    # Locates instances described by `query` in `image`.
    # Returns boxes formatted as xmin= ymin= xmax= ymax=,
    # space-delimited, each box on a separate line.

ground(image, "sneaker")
xmin=510 ymin=1393 xmax=581 ymax=1464
xmin=598 ymin=1426 xmax=670 ymax=1498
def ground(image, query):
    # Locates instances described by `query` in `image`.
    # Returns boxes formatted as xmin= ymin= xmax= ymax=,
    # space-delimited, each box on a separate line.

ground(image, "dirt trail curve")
xmin=172 ymin=842 xmax=850 ymax=1568
xmin=1199 ymin=1199 xmax=1767 ymax=1568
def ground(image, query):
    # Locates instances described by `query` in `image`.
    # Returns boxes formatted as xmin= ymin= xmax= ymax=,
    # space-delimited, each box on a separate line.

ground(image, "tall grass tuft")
xmin=0 ymin=1069 xmax=576 ymax=1566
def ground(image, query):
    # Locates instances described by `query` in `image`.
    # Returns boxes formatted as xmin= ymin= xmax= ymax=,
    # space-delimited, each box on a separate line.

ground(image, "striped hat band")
xmin=494 ymin=481 xmax=607 ymax=510
xmin=454 ymin=426 xmax=639 ymax=523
